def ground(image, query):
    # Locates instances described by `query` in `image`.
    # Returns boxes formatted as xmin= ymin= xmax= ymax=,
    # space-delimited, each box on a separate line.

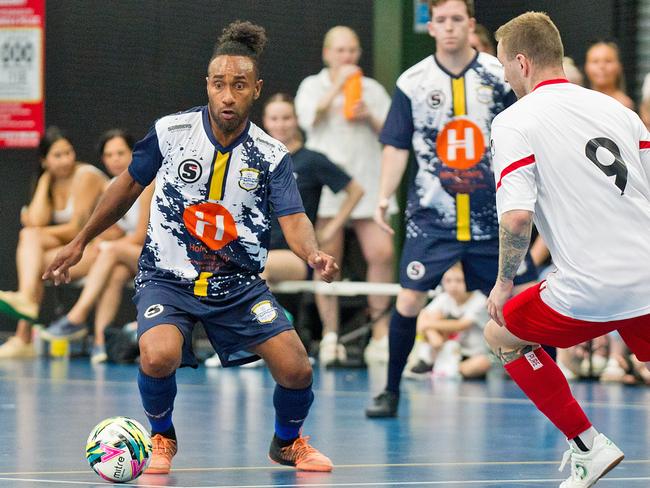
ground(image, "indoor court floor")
xmin=0 ymin=358 xmax=649 ymax=487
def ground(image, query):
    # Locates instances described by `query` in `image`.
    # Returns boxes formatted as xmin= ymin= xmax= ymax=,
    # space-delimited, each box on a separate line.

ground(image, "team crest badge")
xmin=239 ymin=167 xmax=260 ymax=191
xmin=476 ymin=85 xmax=494 ymax=104
xmin=251 ymin=300 xmax=278 ymax=324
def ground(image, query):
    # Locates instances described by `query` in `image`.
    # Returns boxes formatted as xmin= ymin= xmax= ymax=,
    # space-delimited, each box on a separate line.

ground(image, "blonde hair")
xmin=323 ymin=26 xmax=360 ymax=50
xmin=495 ymin=12 xmax=563 ymax=68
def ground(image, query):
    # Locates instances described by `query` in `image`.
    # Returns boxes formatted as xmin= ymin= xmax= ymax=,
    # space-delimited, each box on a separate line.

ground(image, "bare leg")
xmin=353 ymin=219 xmax=394 ymax=340
xmin=313 ymin=218 xmax=343 ymax=336
xmin=459 ymin=355 xmax=492 ymax=378
xmin=94 ymin=264 xmax=132 ymax=346
xmin=261 ymin=250 xmax=308 ymax=283
xmin=16 ymin=228 xmax=61 ymax=302
xmin=250 ymin=329 xmax=312 ymax=388
xmin=66 ymin=243 xmax=137 ymax=324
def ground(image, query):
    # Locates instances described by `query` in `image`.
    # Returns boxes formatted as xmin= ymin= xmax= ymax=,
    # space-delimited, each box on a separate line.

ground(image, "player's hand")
xmin=335 ymin=65 xmax=361 ymax=89
xmin=42 ymin=239 xmax=85 ymax=286
xmin=374 ymin=198 xmax=394 ymax=235
xmin=308 ymin=251 xmax=339 ymax=283
xmin=487 ymin=279 xmax=514 ymax=327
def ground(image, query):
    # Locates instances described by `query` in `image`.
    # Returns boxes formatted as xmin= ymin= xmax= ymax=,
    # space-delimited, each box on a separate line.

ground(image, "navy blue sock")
xmin=273 ymin=383 xmax=314 ymax=442
xmin=137 ymin=369 xmax=177 ymax=434
xmin=386 ymin=309 xmax=417 ymax=394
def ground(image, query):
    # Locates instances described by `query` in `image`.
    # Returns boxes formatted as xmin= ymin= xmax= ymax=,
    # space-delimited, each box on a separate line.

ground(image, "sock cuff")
xmin=138 ymin=369 xmax=176 ymax=392
xmin=274 ymin=382 xmax=313 ymax=397
xmin=503 ymin=346 xmax=551 ymax=372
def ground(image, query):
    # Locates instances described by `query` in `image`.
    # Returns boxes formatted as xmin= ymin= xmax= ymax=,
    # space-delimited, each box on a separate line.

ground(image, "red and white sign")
xmin=0 ymin=0 xmax=44 ymax=148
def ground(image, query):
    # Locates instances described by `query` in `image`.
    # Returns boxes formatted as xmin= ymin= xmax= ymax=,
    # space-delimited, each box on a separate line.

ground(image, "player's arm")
xmin=487 ymin=121 xmax=537 ymax=325
xmin=278 ymin=213 xmax=338 ymax=283
xmin=42 ymin=171 xmax=145 ymax=285
xmin=375 ymin=83 xmax=414 ymax=234
xmin=375 ymin=145 xmax=409 ymax=234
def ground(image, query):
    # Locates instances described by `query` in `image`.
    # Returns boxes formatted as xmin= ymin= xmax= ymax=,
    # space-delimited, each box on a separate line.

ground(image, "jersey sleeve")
xmin=128 ymin=125 xmax=163 ymax=186
xmin=314 ymin=153 xmax=351 ymax=194
xmin=638 ymin=116 xmax=650 ymax=169
xmin=491 ymin=120 xmax=538 ymax=219
xmin=269 ymin=153 xmax=305 ymax=217
xmin=379 ymin=86 xmax=414 ymax=149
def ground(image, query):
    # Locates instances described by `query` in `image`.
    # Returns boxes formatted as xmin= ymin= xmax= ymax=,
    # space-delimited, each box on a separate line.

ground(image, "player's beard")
xmin=211 ymin=100 xmax=253 ymax=135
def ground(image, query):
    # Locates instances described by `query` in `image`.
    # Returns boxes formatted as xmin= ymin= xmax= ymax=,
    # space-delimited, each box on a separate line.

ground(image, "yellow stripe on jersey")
xmin=451 ymin=77 xmax=466 ymax=116
xmin=193 ymin=272 xmax=212 ymax=297
xmin=456 ymin=193 xmax=471 ymax=242
xmin=207 ymin=151 xmax=231 ymax=201
xmin=452 ymin=77 xmax=470 ymax=240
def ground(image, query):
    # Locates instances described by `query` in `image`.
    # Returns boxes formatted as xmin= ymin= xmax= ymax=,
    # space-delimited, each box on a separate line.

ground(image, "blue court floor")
xmin=0 ymin=358 xmax=648 ymax=487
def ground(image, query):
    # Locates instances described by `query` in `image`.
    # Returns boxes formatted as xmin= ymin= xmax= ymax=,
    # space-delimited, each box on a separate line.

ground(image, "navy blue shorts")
xmin=399 ymin=237 xmax=538 ymax=295
xmin=134 ymin=280 xmax=294 ymax=368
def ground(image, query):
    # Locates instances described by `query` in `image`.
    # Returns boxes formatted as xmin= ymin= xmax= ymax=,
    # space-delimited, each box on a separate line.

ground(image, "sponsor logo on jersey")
xmin=436 ymin=118 xmax=486 ymax=170
xmin=251 ymin=300 xmax=278 ymax=324
xmin=476 ymin=85 xmax=494 ymax=104
xmin=427 ymin=89 xmax=445 ymax=109
xmin=406 ymin=261 xmax=426 ymax=280
xmin=239 ymin=167 xmax=260 ymax=191
xmin=178 ymin=159 xmax=202 ymax=183
xmin=168 ymin=123 xmax=192 ymax=132
xmin=144 ymin=304 xmax=164 ymax=318
xmin=183 ymin=202 xmax=238 ymax=251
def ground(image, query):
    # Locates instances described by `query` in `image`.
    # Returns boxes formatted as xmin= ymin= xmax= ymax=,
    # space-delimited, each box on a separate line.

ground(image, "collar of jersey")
xmin=201 ymin=105 xmax=251 ymax=152
xmin=432 ymin=49 xmax=479 ymax=79
xmin=533 ymin=78 xmax=570 ymax=91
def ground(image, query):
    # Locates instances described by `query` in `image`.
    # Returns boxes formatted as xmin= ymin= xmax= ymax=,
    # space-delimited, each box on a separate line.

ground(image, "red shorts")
xmin=504 ymin=282 xmax=650 ymax=361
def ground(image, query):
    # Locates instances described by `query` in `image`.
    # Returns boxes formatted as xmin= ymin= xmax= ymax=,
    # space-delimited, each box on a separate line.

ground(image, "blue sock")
xmin=137 ymin=369 xmax=177 ymax=434
xmin=386 ymin=310 xmax=417 ymax=394
xmin=273 ymin=383 xmax=314 ymax=441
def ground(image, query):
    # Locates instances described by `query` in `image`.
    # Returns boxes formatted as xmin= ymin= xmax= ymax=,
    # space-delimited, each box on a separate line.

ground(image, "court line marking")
xmin=1 ymin=459 xmax=650 ymax=476
xmin=1 ymin=476 xmax=650 ymax=487
xmin=1 ymin=375 xmax=648 ymax=411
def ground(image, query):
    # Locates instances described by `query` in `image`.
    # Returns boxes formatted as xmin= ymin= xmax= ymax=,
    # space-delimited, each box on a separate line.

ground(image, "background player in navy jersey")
xmin=366 ymin=0 xmax=537 ymax=418
xmin=486 ymin=12 xmax=650 ymax=487
xmin=44 ymin=21 xmax=336 ymax=474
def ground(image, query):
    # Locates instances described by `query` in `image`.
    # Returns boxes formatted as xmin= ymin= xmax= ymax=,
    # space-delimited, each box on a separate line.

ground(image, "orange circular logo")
xmin=436 ymin=118 xmax=486 ymax=170
xmin=183 ymin=202 xmax=238 ymax=251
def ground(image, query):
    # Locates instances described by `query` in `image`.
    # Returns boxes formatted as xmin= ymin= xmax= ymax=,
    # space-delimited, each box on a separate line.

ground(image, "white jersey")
xmin=492 ymin=79 xmax=650 ymax=321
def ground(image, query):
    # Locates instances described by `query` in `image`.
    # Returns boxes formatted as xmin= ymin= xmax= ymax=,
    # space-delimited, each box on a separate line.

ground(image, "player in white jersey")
xmin=44 ymin=22 xmax=336 ymax=475
xmin=484 ymin=12 xmax=650 ymax=487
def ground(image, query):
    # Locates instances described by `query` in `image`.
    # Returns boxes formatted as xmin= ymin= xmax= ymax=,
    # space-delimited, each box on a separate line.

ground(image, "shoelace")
xmin=282 ymin=436 xmax=317 ymax=462
xmin=559 ymin=448 xmax=573 ymax=473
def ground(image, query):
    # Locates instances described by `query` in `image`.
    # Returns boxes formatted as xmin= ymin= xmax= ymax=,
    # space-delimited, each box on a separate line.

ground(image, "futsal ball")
xmin=86 ymin=416 xmax=152 ymax=483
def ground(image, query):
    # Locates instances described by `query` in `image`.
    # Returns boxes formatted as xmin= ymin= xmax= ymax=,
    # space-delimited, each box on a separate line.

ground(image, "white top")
xmin=295 ymin=68 xmax=394 ymax=219
xmin=424 ymin=290 xmax=489 ymax=356
xmin=492 ymin=80 xmax=650 ymax=321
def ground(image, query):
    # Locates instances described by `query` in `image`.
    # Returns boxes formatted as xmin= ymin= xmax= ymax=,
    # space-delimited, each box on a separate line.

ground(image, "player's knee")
xmin=277 ymin=361 xmax=313 ymax=389
xmin=139 ymin=342 xmax=180 ymax=377
xmin=396 ymin=290 xmax=426 ymax=317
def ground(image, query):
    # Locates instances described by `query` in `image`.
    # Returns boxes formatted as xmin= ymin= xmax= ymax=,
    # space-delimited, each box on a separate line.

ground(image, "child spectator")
xmin=405 ymin=264 xmax=491 ymax=380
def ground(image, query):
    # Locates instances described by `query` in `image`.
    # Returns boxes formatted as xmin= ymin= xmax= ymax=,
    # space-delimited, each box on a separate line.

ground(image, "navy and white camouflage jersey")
xmin=380 ymin=52 xmax=515 ymax=242
xmin=128 ymin=106 xmax=304 ymax=297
